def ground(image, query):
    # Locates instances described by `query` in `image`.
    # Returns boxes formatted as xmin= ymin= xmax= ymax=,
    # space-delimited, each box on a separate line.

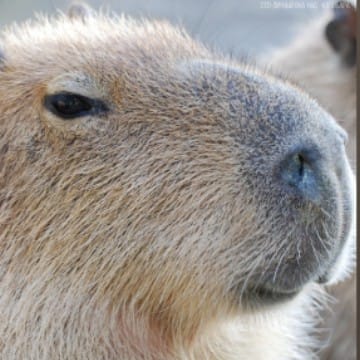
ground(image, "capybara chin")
xmin=0 ymin=6 xmax=355 ymax=360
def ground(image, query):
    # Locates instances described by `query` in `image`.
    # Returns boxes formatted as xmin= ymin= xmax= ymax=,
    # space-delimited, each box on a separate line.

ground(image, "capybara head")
xmin=0 ymin=6 xmax=355 ymax=359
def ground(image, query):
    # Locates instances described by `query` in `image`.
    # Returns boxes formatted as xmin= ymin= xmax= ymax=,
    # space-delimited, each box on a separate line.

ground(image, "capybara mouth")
xmin=232 ymin=168 xmax=354 ymax=308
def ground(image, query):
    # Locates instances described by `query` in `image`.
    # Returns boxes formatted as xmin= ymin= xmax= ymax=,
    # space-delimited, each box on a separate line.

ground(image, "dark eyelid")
xmin=44 ymin=92 xmax=109 ymax=120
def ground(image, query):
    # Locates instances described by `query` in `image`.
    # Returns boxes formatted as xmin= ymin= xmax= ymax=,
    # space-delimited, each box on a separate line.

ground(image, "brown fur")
xmin=266 ymin=4 xmax=356 ymax=359
xmin=0 ymin=6 xmax=355 ymax=360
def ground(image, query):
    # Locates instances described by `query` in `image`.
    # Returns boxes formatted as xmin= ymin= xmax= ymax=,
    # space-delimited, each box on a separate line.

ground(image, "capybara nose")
xmin=279 ymin=147 xmax=321 ymax=202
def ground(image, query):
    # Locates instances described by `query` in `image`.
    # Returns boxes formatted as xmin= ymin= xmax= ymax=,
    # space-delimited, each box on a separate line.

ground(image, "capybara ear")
xmin=67 ymin=2 xmax=94 ymax=22
xmin=325 ymin=1 xmax=357 ymax=66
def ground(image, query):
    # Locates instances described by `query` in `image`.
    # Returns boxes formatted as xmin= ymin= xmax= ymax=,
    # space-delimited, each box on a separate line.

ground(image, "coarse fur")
xmin=265 ymin=4 xmax=356 ymax=359
xmin=0 ymin=7 xmax=355 ymax=360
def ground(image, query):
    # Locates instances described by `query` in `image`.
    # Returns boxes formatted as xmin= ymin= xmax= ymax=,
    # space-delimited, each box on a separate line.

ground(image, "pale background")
xmin=0 ymin=0 xmax=330 ymax=56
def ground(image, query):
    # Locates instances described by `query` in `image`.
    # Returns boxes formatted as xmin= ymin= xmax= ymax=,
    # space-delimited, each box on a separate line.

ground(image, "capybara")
xmin=0 ymin=4 xmax=355 ymax=359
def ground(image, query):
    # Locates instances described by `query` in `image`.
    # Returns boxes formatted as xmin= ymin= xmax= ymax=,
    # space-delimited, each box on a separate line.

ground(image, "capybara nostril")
xmin=279 ymin=148 xmax=320 ymax=202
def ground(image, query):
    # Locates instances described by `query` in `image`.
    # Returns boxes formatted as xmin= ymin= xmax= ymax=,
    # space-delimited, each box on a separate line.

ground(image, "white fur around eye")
xmin=46 ymin=72 xmax=105 ymax=100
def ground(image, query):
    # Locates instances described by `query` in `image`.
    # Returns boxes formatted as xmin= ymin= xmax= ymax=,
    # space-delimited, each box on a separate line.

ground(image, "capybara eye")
xmin=44 ymin=92 xmax=107 ymax=119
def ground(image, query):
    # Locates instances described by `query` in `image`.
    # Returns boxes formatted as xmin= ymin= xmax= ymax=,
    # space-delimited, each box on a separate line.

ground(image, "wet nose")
xmin=279 ymin=147 xmax=321 ymax=202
